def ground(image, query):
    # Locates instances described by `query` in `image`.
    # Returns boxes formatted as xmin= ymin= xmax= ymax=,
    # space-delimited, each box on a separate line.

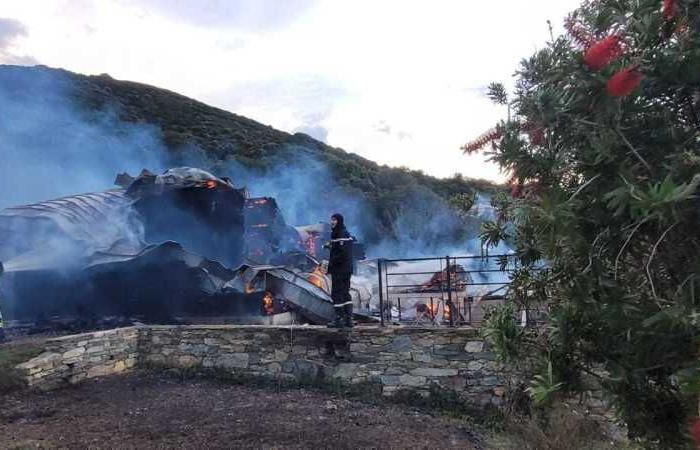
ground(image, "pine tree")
xmin=465 ymin=0 xmax=700 ymax=446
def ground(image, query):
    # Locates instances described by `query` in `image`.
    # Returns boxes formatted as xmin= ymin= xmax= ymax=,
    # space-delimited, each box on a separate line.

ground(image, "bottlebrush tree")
xmin=464 ymin=0 xmax=700 ymax=446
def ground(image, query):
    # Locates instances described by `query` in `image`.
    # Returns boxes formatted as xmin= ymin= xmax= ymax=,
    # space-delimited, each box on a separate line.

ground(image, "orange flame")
xmin=205 ymin=180 xmax=217 ymax=189
xmin=443 ymin=303 xmax=451 ymax=321
xmin=307 ymin=266 xmax=326 ymax=289
xmin=262 ymin=291 xmax=274 ymax=316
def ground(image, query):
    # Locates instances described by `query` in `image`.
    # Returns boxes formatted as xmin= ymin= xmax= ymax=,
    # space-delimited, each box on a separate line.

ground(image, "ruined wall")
xmin=139 ymin=325 xmax=505 ymax=406
xmin=15 ymin=327 xmax=138 ymax=389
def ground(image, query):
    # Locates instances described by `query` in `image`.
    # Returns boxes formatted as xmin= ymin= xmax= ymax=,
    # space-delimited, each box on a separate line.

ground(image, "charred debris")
xmin=0 ymin=167 xmax=368 ymax=330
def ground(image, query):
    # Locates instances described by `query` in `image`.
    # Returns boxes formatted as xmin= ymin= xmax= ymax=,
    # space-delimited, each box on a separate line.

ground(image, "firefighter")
xmin=325 ymin=213 xmax=354 ymax=328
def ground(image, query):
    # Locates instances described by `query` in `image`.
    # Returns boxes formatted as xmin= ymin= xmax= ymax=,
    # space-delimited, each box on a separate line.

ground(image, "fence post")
xmin=377 ymin=258 xmax=385 ymax=326
xmin=446 ymin=255 xmax=454 ymax=327
xmin=468 ymin=297 xmax=472 ymax=325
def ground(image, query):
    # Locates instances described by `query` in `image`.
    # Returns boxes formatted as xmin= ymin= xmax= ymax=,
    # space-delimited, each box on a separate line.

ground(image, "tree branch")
xmin=646 ymin=222 xmax=678 ymax=305
xmin=616 ymin=128 xmax=652 ymax=173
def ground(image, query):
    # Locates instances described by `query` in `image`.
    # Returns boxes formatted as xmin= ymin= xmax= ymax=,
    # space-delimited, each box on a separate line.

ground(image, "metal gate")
xmin=375 ymin=254 xmax=520 ymax=327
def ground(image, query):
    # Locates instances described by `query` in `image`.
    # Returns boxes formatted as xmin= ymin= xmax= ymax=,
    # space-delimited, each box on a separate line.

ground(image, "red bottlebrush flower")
xmin=688 ymin=417 xmax=700 ymax=449
xmin=461 ymin=127 xmax=504 ymax=154
xmin=662 ymin=0 xmax=676 ymax=21
xmin=606 ymin=67 xmax=643 ymax=97
xmin=583 ymin=36 xmax=623 ymax=70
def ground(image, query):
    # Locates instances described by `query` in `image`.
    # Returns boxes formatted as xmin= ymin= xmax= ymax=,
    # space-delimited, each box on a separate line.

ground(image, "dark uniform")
xmin=326 ymin=213 xmax=354 ymax=328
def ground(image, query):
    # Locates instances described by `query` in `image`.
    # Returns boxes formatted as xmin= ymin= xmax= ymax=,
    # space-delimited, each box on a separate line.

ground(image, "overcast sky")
xmin=0 ymin=0 xmax=582 ymax=182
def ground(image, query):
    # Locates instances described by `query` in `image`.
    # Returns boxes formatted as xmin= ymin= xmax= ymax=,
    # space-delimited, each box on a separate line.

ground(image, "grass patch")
xmin=0 ymin=342 xmax=44 ymax=393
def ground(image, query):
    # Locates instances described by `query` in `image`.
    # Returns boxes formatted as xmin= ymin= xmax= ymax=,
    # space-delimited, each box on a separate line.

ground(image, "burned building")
xmin=0 ymin=167 xmax=376 ymax=330
xmin=0 ymin=168 xmax=248 ymax=326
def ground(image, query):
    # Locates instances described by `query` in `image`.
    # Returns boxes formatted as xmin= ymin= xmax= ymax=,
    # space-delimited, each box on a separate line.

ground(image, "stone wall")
xmin=15 ymin=325 xmax=504 ymax=405
xmin=16 ymin=327 xmax=138 ymax=389
xmin=139 ymin=325 xmax=505 ymax=406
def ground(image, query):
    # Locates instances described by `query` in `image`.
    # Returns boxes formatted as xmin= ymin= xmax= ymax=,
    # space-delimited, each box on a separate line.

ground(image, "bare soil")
xmin=0 ymin=372 xmax=483 ymax=449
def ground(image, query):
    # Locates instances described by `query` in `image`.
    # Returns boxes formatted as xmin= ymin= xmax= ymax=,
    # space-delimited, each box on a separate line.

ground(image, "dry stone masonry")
xmin=16 ymin=327 xmax=138 ymax=389
xmin=16 ymin=325 xmax=506 ymax=406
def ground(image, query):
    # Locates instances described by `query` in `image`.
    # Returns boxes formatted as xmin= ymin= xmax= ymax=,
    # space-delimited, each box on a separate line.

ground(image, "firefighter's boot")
xmin=327 ymin=309 xmax=343 ymax=328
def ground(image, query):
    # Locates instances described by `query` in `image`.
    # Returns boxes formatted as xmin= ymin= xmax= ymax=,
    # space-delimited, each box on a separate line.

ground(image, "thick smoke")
xmin=0 ymin=66 xmax=166 ymax=209
xmin=0 ymin=66 xmax=503 ymax=263
xmin=221 ymin=152 xmax=507 ymax=259
xmin=223 ymin=151 xmax=367 ymax=236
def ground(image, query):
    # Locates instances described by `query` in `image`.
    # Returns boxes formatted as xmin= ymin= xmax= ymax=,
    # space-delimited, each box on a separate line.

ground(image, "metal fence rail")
xmin=376 ymin=254 xmax=525 ymax=327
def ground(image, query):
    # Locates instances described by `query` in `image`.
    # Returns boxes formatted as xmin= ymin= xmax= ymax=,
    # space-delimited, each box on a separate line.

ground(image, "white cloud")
xmin=0 ymin=0 xmax=583 ymax=182
xmin=0 ymin=17 xmax=37 ymax=65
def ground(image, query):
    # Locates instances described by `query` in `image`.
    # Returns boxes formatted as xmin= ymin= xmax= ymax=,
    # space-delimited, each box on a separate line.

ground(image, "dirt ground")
xmin=0 ymin=372 xmax=484 ymax=449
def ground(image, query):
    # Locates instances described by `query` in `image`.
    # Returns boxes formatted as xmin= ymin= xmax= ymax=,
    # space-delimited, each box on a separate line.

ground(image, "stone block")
xmin=432 ymin=344 xmax=462 ymax=356
xmin=178 ymin=355 xmax=200 ymax=367
xmin=383 ymin=336 xmax=412 ymax=352
xmin=481 ymin=376 xmax=501 ymax=386
xmin=382 ymin=386 xmax=399 ymax=396
xmin=380 ymin=375 xmax=401 ymax=386
xmin=292 ymin=360 xmax=324 ymax=380
xmin=253 ymin=332 xmax=272 ymax=342
xmin=17 ymin=352 xmax=62 ymax=373
xmin=398 ymin=374 xmax=427 ymax=387
xmin=384 ymin=367 xmax=404 ymax=376
xmin=410 ymin=368 xmax=458 ymax=377
xmin=86 ymin=345 xmax=106 ymax=355
xmin=333 ymin=363 xmax=359 ymax=379
xmin=114 ymin=360 xmax=127 ymax=372
xmin=411 ymin=352 xmax=431 ymax=363
xmin=216 ymin=353 xmax=250 ymax=369
xmin=349 ymin=343 xmax=368 ymax=352
xmin=467 ymin=361 xmax=484 ymax=371
xmin=203 ymin=357 xmax=216 ymax=368
xmin=62 ymin=347 xmax=86 ymax=359
xmin=273 ymin=350 xmax=289 ymax=362
xmin=445 ymin=354 xmax=472 ymax=361
xmin=464 ymin=341 xmax=484 ymax=353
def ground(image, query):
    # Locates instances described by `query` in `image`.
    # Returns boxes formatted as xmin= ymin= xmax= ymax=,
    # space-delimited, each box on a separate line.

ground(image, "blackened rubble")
xmin=0 ymin=167 xmax=368 ymax=331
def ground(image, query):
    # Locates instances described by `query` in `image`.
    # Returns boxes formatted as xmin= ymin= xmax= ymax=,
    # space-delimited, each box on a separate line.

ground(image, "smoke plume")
xmin=0 ymin=66 xmax=166 ymax=209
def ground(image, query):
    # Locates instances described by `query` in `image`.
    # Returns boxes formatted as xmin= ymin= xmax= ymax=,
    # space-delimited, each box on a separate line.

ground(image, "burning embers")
xmin=307 ymin=265 xmax=328 ymax=291
xmin=414 ymin=299 xmax=456 ymax=324
xmin=262 ymin=291 xmax=275 ymax=316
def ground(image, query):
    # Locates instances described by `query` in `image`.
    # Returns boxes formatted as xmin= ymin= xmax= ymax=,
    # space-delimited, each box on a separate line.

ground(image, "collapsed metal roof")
xmin=0 ymin=167 xmax=340 ymax=327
